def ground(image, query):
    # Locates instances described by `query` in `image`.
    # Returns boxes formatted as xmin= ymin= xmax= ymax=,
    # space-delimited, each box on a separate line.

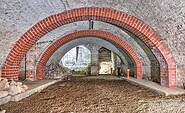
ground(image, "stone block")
xmin=0 ymin=78 xmax=9 ymax=91
xmin=0 ymin=91 xmax=9 ymax=98
xmin=8 ymin=86 xmax=19 ymax=96
xmin=0 ymin=95 xmax=11 ymax=106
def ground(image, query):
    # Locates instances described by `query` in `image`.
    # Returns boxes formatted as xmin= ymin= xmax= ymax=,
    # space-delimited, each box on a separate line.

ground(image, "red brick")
xmin=1 ymin=7 xmax=176 ymax=88
xmin=36 ymin=30 xmax=142 ymax=80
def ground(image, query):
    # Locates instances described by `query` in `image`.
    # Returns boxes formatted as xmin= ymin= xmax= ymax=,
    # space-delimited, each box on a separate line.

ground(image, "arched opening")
xmin=98 ymin=47 xmax=123 ymax=76
xmin=60 ymin=45 xmax=91 ymax=75
xmin=36 ymin=30 xmax=142 ymax=80
xmin=44 ymin=45 xmax=91 ymax=79
xmin=1 ymin=7 xmax=176 ymax=88
xmin=44 ymin=36 xmax=132 ymax=79
xmin=98 ymin=47 xmax=112 ymax=75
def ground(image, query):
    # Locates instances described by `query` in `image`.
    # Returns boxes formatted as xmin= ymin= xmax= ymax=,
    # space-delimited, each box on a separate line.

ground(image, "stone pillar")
xmin=111 ymin=51 xmax=117 ymax=75
xmin=76 ymin=47 xmax=83 ymax=64
xmin=87 ymin=44 xmax=101 ymax=75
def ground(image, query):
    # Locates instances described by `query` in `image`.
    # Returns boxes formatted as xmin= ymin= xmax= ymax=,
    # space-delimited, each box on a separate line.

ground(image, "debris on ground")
xmin=0 ymin=78 xmax=28 ymax=98
xmin=1 ymin=76 xmax=185 ymax=113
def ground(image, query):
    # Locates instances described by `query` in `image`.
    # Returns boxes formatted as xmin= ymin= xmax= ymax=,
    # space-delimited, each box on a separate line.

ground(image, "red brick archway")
xmin=1 ymin=7 xmax=176 ymax=88
xmin=36 ymin=30 xmax=142 ymax=80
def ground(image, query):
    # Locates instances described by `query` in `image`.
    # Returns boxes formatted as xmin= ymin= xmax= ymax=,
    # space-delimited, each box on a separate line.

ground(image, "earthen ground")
xmin=1 ymin=76 xmax=185 ymax=113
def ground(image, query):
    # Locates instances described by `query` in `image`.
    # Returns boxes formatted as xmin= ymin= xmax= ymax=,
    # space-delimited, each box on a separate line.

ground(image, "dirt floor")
xmin=1 ymin=76 xmax=185 ymax=113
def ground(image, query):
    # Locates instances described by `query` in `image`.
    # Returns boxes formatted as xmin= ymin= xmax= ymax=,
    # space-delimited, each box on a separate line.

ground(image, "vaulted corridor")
xmin=0 ymin=0 xmax=185 ymax=112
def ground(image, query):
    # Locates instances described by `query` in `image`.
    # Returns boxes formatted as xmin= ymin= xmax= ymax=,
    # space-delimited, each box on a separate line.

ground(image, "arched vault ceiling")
xmin=38 ymin=21 xmax=151 ymax=67
xmin=47 ymin=37 xmax=129 ymax=67
xmin=0 ymin=0 xmax=184 ymax=68
xmin=46 ymin=37 xmax=151 ymax=77
xmin=36 ymin=30 xmax=143 ymax=80
xmin=0 ymin=0 xmax=184 ymax=87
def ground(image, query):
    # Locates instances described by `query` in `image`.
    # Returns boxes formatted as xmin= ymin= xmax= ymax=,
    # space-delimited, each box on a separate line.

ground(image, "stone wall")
xmin=19 ymin=41 xmax=51 ymax=80
xmin=98 ymin=47 xmax=112 ymax=74
xmin=99 ymin=47 xmax=111 ymax=62
xmin=1 ymin=0 xmax=185 ymax=87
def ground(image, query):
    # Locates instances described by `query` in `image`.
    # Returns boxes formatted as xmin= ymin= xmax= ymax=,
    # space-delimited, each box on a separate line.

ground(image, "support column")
xmin=76 ymin=46 xmax=83 ymax=64
xmin=87 ymin=44 xmax=101 ymax=75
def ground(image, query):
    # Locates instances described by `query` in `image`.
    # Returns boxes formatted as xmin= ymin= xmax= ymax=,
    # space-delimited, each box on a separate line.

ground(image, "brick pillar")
xmin=1 ymin=66 xmax=19 ymax=81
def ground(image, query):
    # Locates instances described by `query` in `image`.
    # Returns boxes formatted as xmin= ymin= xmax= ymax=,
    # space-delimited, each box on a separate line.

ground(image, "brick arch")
xmin=1 ymin=7 xmax=176 ymax=88
xmin=36 ymin=30 xmax=142 ymax=80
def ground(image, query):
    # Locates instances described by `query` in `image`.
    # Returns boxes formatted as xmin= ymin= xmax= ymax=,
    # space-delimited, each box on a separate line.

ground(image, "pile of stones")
xmin=0 ymin=78 xmax=28 ymax=98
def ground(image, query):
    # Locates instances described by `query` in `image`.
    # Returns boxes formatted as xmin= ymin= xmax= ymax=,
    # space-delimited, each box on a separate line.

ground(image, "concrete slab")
xmin=121 ymin=77 xmax=185 ymax=96
xmin=0 ymin=80 xmax=59 ymax=105
xmin=0 ymin=96 xmax=11 ymax=105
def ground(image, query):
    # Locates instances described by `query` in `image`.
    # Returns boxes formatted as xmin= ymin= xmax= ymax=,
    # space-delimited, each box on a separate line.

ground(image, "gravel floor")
xmin=1 ymin=76 xmax=185 ymax=113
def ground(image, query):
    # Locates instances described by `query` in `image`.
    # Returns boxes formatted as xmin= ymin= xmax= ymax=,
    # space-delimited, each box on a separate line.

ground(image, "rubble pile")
xmin=0 ymin=78 xmax=28 ymax=98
